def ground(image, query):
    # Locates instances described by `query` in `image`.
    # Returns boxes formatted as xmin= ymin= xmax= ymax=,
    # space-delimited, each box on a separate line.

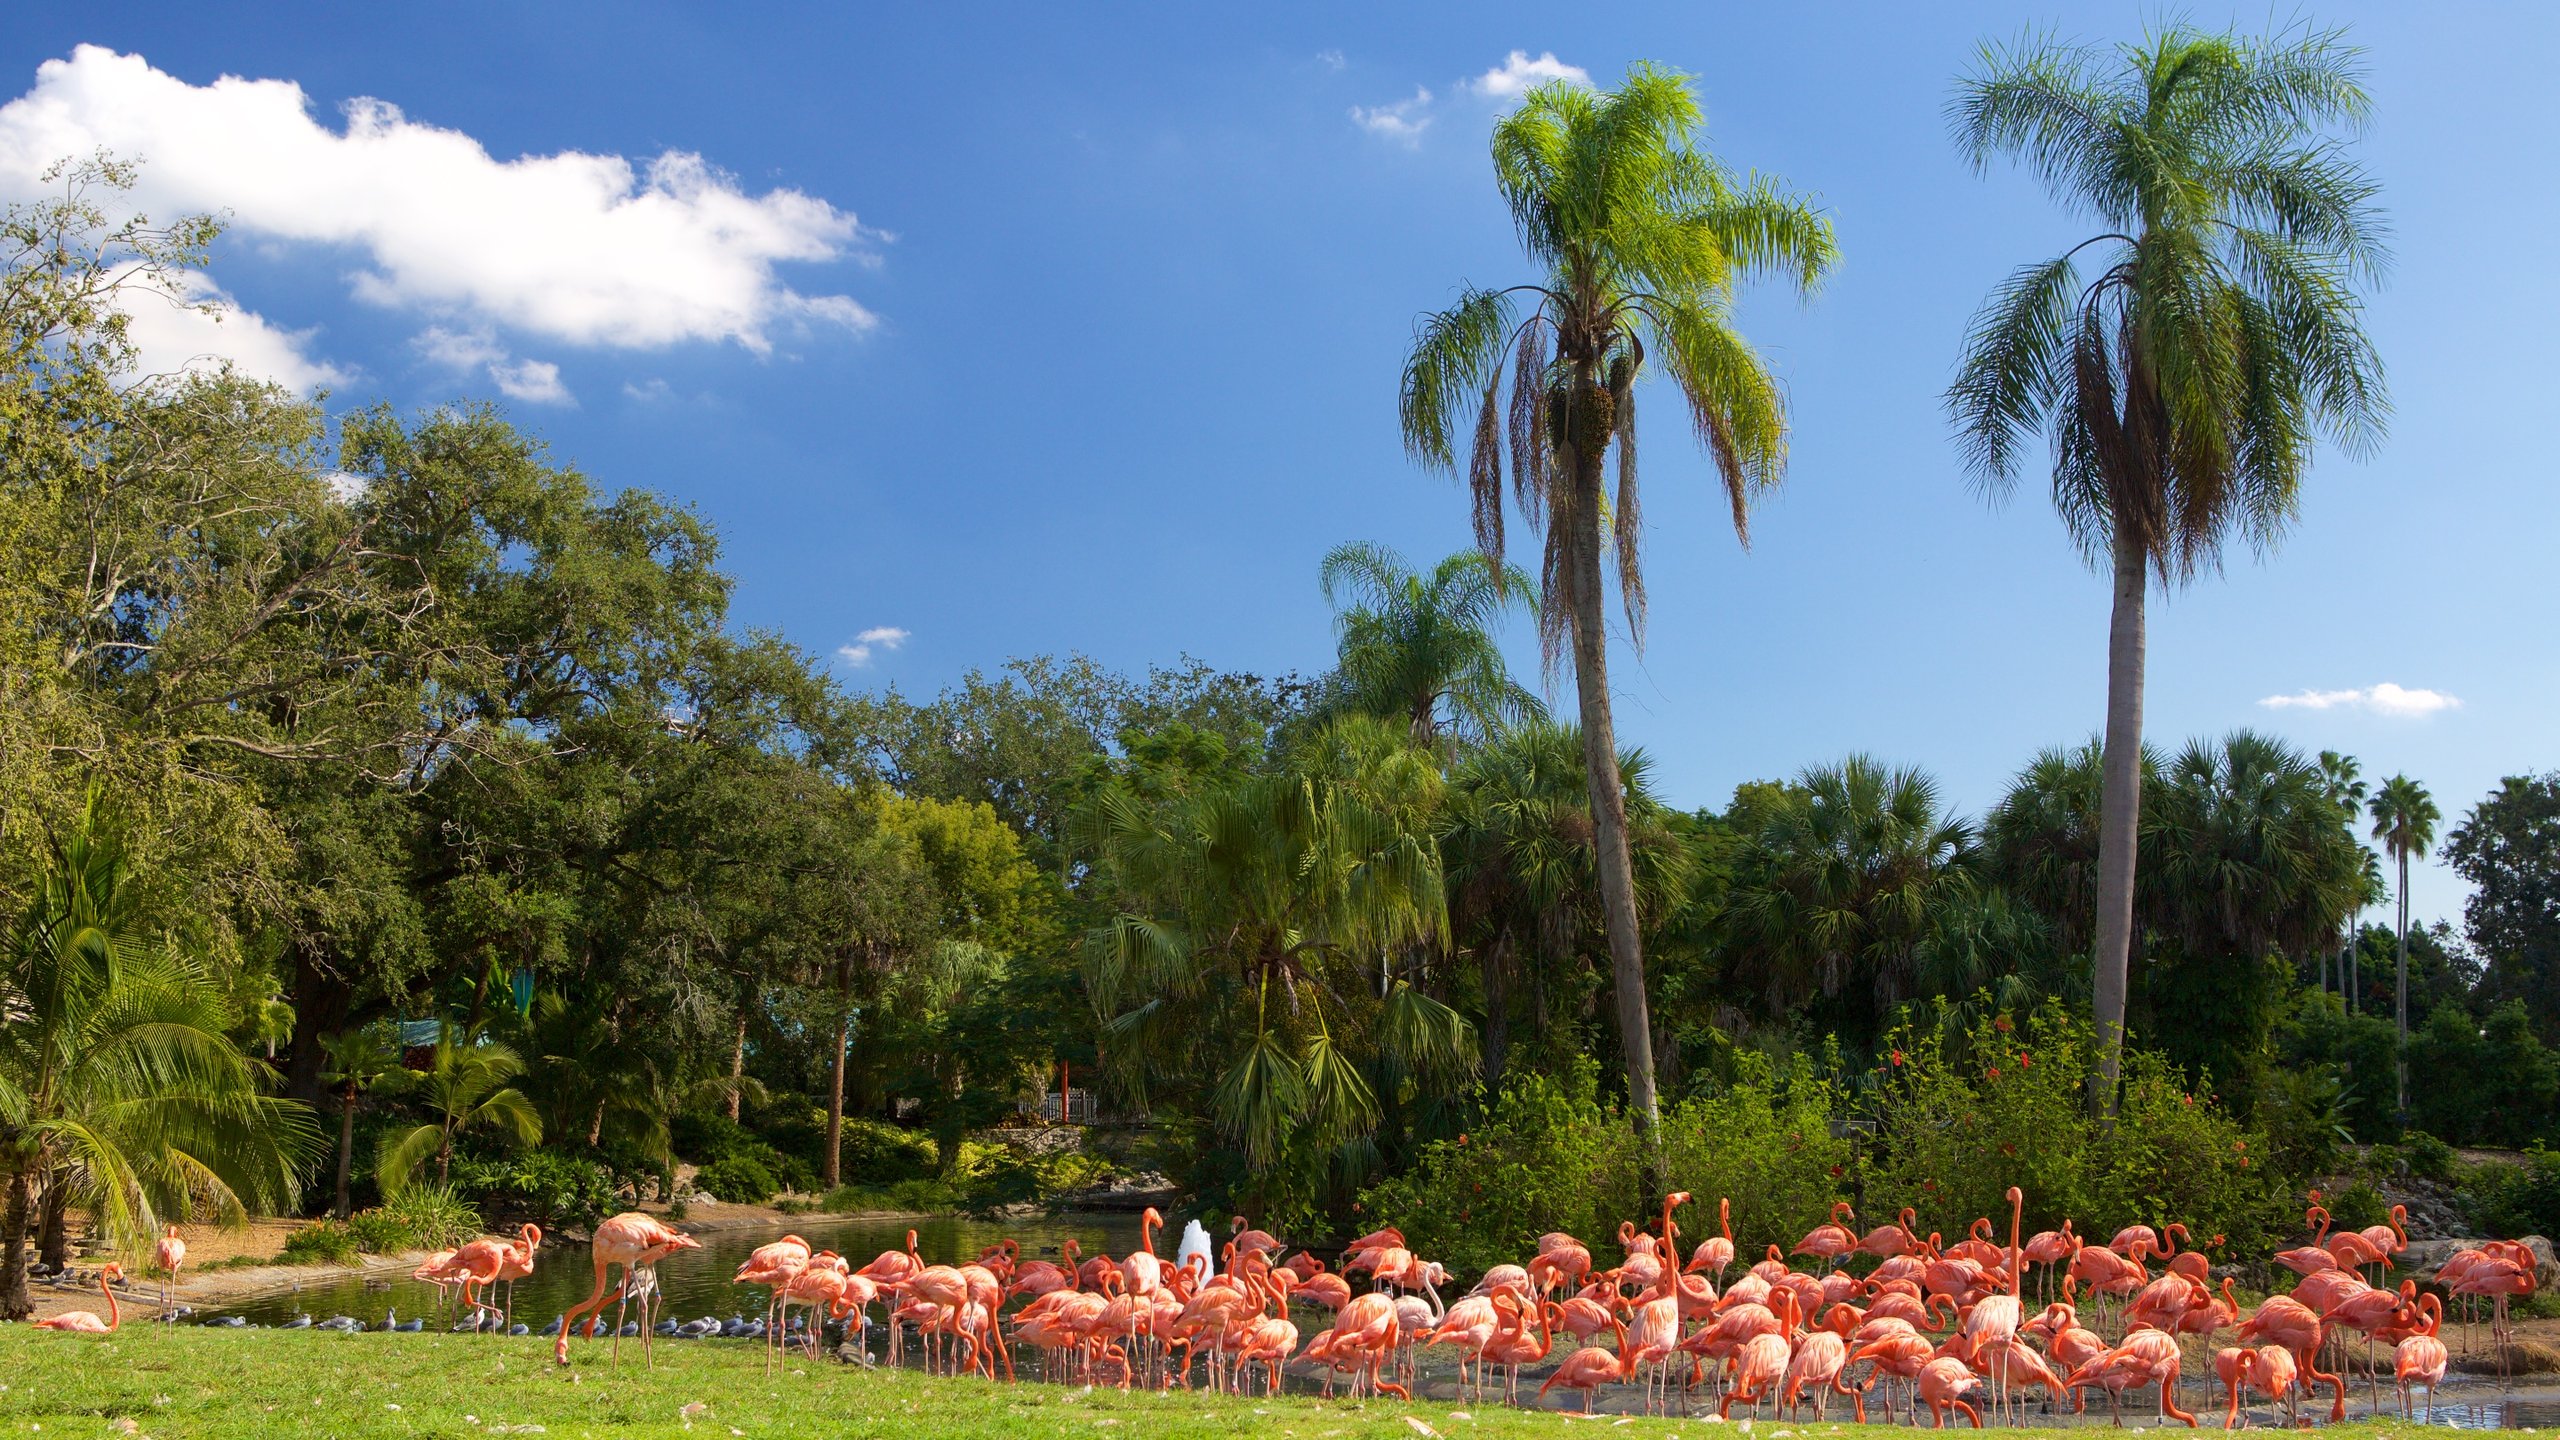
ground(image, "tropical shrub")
xmin=375 ymin=1182 xmax=486 ymax=1249
xmin=344 ymin=1209 xmax=407 ymax=1253
xmin=1861 ymin=1003 xmax=2103 ymax=1238
xmin=1858 ymin=1001 xmax=2287 ymax=1257
xmin=1659 ymin=1054 xmax=1853 ymax=1258
xmin=2319 ymin=1180 xmax=2388 ymax=1234
xmin=452 ymin=1150 xmax=614 ymax=1232
xmin=2458 ymin=1146 xmax=2560 ymax=1240
xmin=695 ymin=1155 xmax=779 ymax=1205
xmin=280 ymin=1222 xmax=361 ymax=1265
xmin=2400 ymin=1130 xmax=2458 ymax=1184
xmin=821 ymin=1179 xmax=963 ymax=1214
xmin=849 ymin=1123 xmax=937 ymax=1184
xmin=1358 ymin=1056 xmax=1641 ymax=1277
xmin=2407 ymin=1003 xmax=2560 ymax=1148
xmin=2092 ymin=1051 xmax=2291 ymax=1258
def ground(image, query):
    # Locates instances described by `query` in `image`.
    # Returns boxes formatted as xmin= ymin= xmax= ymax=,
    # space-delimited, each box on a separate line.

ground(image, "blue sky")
xmin=5 ymin=3 xmax=2549 ymax=929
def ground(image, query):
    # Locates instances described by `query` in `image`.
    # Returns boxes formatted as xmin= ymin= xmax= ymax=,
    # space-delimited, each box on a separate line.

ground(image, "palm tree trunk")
xmin=2395 ymin=850 xmax=2410 ymax=1121
xmin=823 ymin=955 xmax=853 ymax=1189
xmin=1562 ymin=404 xmax=1663 ymax=1185
xmin=2346 ymin=923 xmax=2358 ymax=1014
xmin=727 ymin=1006 xmax=750 ymax=1123
xmin=36 ymin=1176 xmax=69 ymax=1271
xmin=0 ymin=1168 xmax=32 ymax=1321
xmin=334 ymin=1083 xmax=358 ymax=1220
xmin=2090 ymin=526 xmax=2149 ymax=1116
xmin=1479 ymin=931 xmax=1512 ymax=1090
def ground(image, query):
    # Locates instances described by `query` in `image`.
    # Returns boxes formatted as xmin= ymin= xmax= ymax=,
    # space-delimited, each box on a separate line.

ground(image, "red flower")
xmin=2017 ymin=1052 xmax=2033 ymax=1068
xmin=1922 ymin=1179 xmax=1939 ymax=1191
xmin=1993 ymin=1015 xmax=2014 ymax=1033
xmin=1829 ymin=1165 xmax=1845 ymax=1179
xmin=1985 ymin=1066 xmax=2002 ymax=1081
xmin=1890 ymin=1049 xmax=1906 ymax=1067
xmin=2232 ymin=1140 xmax=2247 ymax=1153
xmin=1458 ymin=1133 xmax=1470 ymax=1146
xmin=2181 ymin=1094 xmax=2194 ymax=1107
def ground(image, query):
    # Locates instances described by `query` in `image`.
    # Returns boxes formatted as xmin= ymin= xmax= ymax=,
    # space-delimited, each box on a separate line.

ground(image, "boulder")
xmin=2397 ymin=1234 xmax=2556 ymax=1278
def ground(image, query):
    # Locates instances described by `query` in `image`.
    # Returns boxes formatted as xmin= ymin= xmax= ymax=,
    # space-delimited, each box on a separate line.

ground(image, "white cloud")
xmin=0 ymin=45 xmax=879 ymax=360
xmin=321 ymin=469 xmax=370 ymax=502
xmin=2258 ymin=683 xmax=2462 ymax=717
xmin=1349 ymin=87 xmax=1433 ymax=146
xmin=413 ymin=324 xmax=570 ymax=405
xmin=111 ymin=266 xmax=352 ymax=392
xmin=1316 ymin=49 xmax=1347 ymax=73
xmin=836 ymin=626 xmax=910 ymax=668
xmin=622 ymin=378 xmax=674 ymax=404
xmin=413 ymin=324 xmax=504 ymax=371
xmin=488 ymin=357 xmax=571 ymax=406
xmin=1469 ymin=50 xmax=1589 ymax=100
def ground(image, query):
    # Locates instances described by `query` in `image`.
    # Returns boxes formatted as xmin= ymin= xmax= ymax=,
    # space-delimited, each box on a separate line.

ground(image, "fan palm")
xmin=1319 ymin=542 xmax=1540 ymax=749
xmin=1082 ymin=715 xmax=1469 ymax=1182
xmin=375 ymin=1032 xmax=542 ymax=1194
xmin=0 ymin=808 xmax=315 ymax=1318
xmin=2142 ymin=732 xmax=2367 ymax=1095
xmin=1441 ymin=718 xmax=1692 ymax=1087
xmin=2367 ymin=774 xmax=2439 ymax=1117
xmin=1946 ymin=25 xmax=2389 ymax=1106
xmin=1399 ymin=62 xmax=1834 ymax=1151
xmin=1724 ymin=755 xmax=1980 ymax=1050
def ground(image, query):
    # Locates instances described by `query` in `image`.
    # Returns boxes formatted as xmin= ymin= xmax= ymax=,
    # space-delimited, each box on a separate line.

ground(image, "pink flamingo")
xmin=1538 ymin=1313 xmax=1629 ymax=1413
xmin=2394 ymin=1293 xmax=2448 ymax=1420
xmin=33 ymin=1263 xmax=123 ymax=1333
xmin=154 ymin=1226 xmax=185 ymax=1320
xmin=411 ymin=1248 xmax=463 ymax=1318
xmin=1686 ymin=1197 xmax=1738 ymax=1283
xmin=1915 ymin=1354 xmax=1987 ymax=1429
xmin=554 ymin=1211 xmax=700 ymax=1366
xmin=1793 ymin=1201 xmax=1859 ymax=1269
xmin=1859 ymin=1206 xmax=1922 ymax=1260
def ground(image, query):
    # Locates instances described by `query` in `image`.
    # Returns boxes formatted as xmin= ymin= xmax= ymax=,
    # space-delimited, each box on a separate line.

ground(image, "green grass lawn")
xmin=0 ymin=1328 xmax=2438 ymax=1439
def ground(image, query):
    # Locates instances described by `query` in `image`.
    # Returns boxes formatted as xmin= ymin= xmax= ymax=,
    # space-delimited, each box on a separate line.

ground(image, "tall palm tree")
xmin=1946 ymin=26 xmax=2389 ymax=1107
xmin=1399 ymin=63 xmax=1835 ymax=1157
xmin=1319 ymin=542 xmax=1541 ymax=749
xmin=0 ymin=808 xmax=314 ymax=1317
xmin=2315 ymin=751 xmax=2368 ymax=1002
xmin=2367 ymin=774 xmax=2439 ymax=1119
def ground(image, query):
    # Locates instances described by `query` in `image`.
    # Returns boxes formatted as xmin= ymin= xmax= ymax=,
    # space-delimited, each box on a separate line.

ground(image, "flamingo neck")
xmin=102 ymin=1274 xmax=119 ymax=1331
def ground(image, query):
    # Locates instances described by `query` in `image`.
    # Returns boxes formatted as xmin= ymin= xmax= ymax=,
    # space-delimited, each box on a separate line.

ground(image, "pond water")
xmin=207 ymin=1210 xmax=1147 ymax=1330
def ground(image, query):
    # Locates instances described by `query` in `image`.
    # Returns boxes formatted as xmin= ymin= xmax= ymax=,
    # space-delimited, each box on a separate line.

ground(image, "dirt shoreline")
xmin=24 ymin=1199 xmax=926 ymax=1322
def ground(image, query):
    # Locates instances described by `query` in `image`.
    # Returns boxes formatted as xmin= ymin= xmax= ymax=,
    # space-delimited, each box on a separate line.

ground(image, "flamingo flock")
xmin=31 ymin=1193 xmax=2538 ymax=1430
xmin=605 ymin=1192 xmax=2531 ymax=1426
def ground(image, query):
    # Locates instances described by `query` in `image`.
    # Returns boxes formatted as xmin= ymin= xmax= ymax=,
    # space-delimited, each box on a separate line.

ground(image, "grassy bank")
xmin=0 ymin=1327 xmax=2440 ymax=1440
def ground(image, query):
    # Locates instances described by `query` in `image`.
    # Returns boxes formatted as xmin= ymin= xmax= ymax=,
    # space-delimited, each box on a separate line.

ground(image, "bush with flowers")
xmin=1855 ymin=998 xmax=2288 ymax=1258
